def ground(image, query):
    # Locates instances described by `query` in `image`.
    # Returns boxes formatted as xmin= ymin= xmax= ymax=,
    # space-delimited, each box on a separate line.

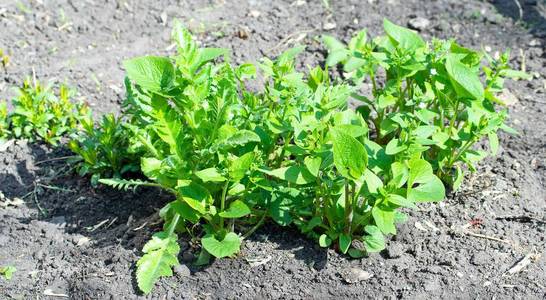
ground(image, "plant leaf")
xmin=136 ymin=232 xmax=180 ymax=294
xmin=363 ymin=225 xmax=385 ymax=252
xmin=201 ymin=232 xmax=241 ymax=258
xmin=383 ymin=19 xmax=425 ymax=50
xmin=124 ymin=56 xmax=175 ymax=93
xmin=219 ymin=200 xmax=251 ymax=218
xmin=195 ymin=168 xmax=226 ymax=183
xmin=408 ymin=176 xmax=445 ymax=202
xmin=259 ymin=166 xmax=316 ymax=185
xmin=445 ymin=55 xmax=484 ymax=100
xmin=339 ymin=234 xmax=351 ymax=254
xmin=372 ymin=204 xmax=396 ymax=235
xmin=331 ymin=127 xmax=368 ymax=180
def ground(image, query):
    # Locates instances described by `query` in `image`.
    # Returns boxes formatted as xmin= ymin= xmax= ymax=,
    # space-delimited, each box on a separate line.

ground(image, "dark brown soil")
xmin=1 ymin=0 xmax=545 ymax=299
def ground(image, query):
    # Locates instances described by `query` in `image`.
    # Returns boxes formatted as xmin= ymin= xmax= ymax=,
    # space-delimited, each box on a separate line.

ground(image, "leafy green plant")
xmin=0 ymin=266 xmax=16 ymax=280
xmin=8 ymin=78 xmax=89 ymax=146
xmin=95 ymin=19 xmax=520 ymax=294
xmin=323 ymin=19 xmax=528 ymax=189
xmin=69 ymin=113 xmax=140 ymax=185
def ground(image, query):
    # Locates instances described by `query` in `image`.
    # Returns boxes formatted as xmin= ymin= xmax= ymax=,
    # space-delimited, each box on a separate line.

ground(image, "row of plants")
xmin=0 ymin=19 xmax=527 ymax=294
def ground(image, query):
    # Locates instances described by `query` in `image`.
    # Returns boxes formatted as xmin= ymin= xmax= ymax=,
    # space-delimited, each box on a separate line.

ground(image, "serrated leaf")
xmin=219 ymin=200 xmax=251 ymax=218
xmin=201 ymin=232 xmax=241 ymax=258
xmin=136 ymin=232 xmax=180 ymax=294
xmin=124 ymin=56 xmax=174 ymax=93
xmin=98 ymin=178 xmax=157 ymax=191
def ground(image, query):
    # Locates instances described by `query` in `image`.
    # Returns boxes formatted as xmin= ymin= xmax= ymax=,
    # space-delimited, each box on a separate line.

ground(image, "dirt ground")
xmin=0 ymin=0 xmax=545 ymax=299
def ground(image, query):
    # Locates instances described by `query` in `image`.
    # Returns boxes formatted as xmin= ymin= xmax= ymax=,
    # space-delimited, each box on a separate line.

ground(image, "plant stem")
xmin=167 ymin=213 xmax=180 ymax=235
xmin=344 ymin=181 xmax=353 ymax=234
xmin=219 ymin=181 xmax=229 ymax=229
xmin=242 ymin=212 xmax=267 ymax=239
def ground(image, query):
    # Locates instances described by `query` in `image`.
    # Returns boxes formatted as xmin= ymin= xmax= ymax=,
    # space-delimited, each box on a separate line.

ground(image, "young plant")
xmin=323 ymin=19 xmax=528 ymax=189
xmin=102 ymin=21 xmax=268 ymax=294
xmin=69 ymin=113 xmax=140 ymax=185
xmin=0 ymin=266 xmax=16 ymax=280
xmin=9 ymin=78 xmax=89 ymax=146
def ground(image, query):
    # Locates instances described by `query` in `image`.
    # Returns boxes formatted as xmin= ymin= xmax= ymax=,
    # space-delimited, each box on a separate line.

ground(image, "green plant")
xmin=0 ymin=266 xmax=16 ymax=280
xmin=0 ymin=101 xmax=9 ymax=142
xmin=96 ymin=19 xmax=520 ymax=294
xmin=103 ymin=21 xmax=270 ymax=294
xmin=323 ymin=19 xmax=528 ymax=189
xmin=8 ymin=78 xmax=89 ymax=146
xmin=69 ymin=113 xmax=140 ymax=185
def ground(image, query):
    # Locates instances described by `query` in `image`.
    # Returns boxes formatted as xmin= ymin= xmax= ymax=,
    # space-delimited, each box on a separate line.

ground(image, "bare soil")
xmin=0 ymin=0 xmax=545 ymax=299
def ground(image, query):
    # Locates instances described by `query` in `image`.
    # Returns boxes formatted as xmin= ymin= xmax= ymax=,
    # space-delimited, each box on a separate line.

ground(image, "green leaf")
xmin=386 ymin=194 xmax=416 ymax=209
xmin=363 ymin=168 xmax=383 ymax=194
xmin=445 ymin=55 xmax=484 ymax=100
xmin=372 ymin=204 xmax=396 ymax=235
xmin=390 ymin=162 xmax=408 ymax=188
xmin=162 ymin=200 xmax=200 ymax=223
xmin=488 ymin=132 xmax=499 ymax=155
xmin=195 ymin=168 xmax=226 ymax=183
xmin=407 ymin=159 xmax=435 ymax=186
xmin=385 ymin=138 xmax=406 ymax=155
xmin=383 ymin=19 xmax=425 ymax=50
xmin=219 ymin=200 xmax=251 ymax=218
xmin=229 ymin=152 xmax=254 ymax=181
xmin=304 ymin=156 xmax=322 ymax=177
xmin=339 ymin=234 xmax=351 ymax=254
xmin=224 ymin=130 xmax=261 ymax=146
xmin=259 ymin=166 xmax=316 ymax=185
xmin=319 ymin=234 xmax=332 ymax=247
xmin=124 ymin=56 xmax=175 ymax=93
xmin=408 ymin=176 xmax=445 ymax=202
xmin=331 ymin=127 xmax=368 ymax=180
xmin=0 ymin=266 xmax=16 ymax=280
xmin=136 ymin=232 xmax=180 ymax=294
xmin=201 ymin=232 xmax=241 ymax=258
xmin=363 ymin=225 xmax=385 ymax=252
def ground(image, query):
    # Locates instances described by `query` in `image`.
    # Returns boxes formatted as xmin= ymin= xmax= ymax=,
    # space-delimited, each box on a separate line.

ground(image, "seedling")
xmin=69 ymin=113 xmax=140 ymax=186
xmin=8 ymin=78 xmax=89 ymax=146
xmin=0 ymin=266 xmax=16 ymax=280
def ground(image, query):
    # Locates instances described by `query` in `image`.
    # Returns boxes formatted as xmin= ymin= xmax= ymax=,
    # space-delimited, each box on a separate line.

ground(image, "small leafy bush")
xmin=90 ymin=19 xmax=523 ymax=294
xmin=0 ymin=266 xmax=16 ymax=280
xmin=323 ymin=19 xmax=529 ymax=189
xmin=0 ymin=102 xmax=8 ymax=142
xmin=5 ymin=79 xmax=89 ymax=146
xmin=69 ymin=113 xmax=140 ymax=185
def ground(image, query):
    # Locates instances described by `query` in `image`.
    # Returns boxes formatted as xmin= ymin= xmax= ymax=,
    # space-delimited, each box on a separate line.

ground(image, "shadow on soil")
xmin=492 ymin=0 xmax=546 ymax=39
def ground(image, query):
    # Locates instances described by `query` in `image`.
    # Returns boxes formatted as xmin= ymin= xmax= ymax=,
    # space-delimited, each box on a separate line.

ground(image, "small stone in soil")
xmin=407 ymin=17 xmax=430 ymax=31
xmin=342 ymin=268 xmax=374 ymax=284
xmin=386 ymin=242 xmax=405 ymax=259
xmin=174 ymin=264 xmax=191 ymax=277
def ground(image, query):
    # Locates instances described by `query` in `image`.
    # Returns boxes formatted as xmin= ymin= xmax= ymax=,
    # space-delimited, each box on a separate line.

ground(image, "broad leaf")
xmin=201 ymin=232 xmax=241 ymax=258
xmin=383 ymin=19 xmax=425 ymax=50
xmin=372 ymin=204 xmax=396 ymax=235
xmin=195 ymin=168 xmax=226 ymax=183
xmin=259 ymin=166 xmax=315 ymax=185
xmin=363 ymin=225 xmax=385 ymax=252
xmin=445 ymin=55 xmax=484 ymax=100
xmin=331 ymin=128 xmax=368 ymax=179
xmin=124 ymin=56 xmax=175 ymax=93
xmin=219 ymin=200 xmax=251 ymax=218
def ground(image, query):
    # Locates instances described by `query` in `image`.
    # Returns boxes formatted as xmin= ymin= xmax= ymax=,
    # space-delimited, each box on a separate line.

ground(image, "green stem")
xmin=167 ymin=214 xmax=180 ymax=235
xmin=242 ymin=212 xmax=267 ymax=239
xmin=219 ymin=181 xmax=229 ymax=229
xmin=344 ymin=181 xmax=353 ymax=234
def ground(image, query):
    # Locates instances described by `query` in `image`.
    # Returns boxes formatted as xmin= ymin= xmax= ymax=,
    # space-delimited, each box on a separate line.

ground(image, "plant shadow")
xmin=492 ymin=0 xmax=546 ymax=40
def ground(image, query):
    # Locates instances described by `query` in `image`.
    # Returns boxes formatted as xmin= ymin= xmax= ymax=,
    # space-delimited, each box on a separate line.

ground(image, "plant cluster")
xmin=0 ymin=266 xmax=15 ymax=281
xmin=91 ymin=19 xmax=524 ymax=293
xmin=0 ymin=78 xmax=89 ymax=146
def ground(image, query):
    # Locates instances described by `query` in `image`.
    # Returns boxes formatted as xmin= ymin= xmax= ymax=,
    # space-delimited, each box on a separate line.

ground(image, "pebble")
xmin=342 ymin=268 xmax=374 ymax=284
xmin=470 ymin=251 xmax=490 ymax=266
xmin=323 ymin=22 xmax=337 ymax=30
xmin=174 ymin=264 xmax=191 ymax=277
xmin=407 ymin=17 xmax=430 ymax=31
